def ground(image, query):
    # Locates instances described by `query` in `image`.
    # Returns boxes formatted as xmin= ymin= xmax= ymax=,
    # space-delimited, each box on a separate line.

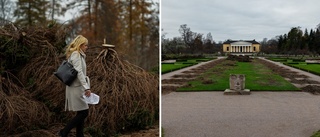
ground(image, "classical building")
xmin=223 ymin=40 xmax=260 ymax=55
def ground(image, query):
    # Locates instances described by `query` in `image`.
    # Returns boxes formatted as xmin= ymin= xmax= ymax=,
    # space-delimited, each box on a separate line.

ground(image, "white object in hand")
xmin=83 ymin=93 xmax=100 ymax=104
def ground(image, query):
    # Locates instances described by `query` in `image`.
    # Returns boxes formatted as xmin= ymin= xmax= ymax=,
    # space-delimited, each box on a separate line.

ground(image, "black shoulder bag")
xmin=54 ymin=60 xmax=78 ymax=86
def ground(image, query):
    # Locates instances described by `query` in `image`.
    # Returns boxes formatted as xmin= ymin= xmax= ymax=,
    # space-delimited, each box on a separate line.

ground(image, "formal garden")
xmin=161 ymin=14 xmax=320 ymax=137
xmin=162 ymin=55 xmax=320 ymax=93
xmin=177 ymin=59 xmax=299 ymax=91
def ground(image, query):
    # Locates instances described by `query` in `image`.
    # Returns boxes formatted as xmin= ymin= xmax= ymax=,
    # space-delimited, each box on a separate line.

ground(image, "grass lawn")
xmin=268 ymin=58 xmax=304 ymax=63
xmin=288 ymin=63 xmax=320 ymax=75
xmin=311 ymin=130 xmax=320 ymax=137
xmin=161 ymin=63 xmax=194 ymax=74
xmin=161 ymin=58 xmax=214 ymax=74
xmin=268 ymin=58 xmax=288 ymax=62
xmin=269 ymin=57 xmax=320 ymax=76
xmin=176 ymin=58 xmax=213 ymax=63
xmin=178 ymin=59 xmax=300 ymax=91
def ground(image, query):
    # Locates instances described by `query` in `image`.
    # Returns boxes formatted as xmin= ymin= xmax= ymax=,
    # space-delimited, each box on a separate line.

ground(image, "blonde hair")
xmin=65 ymin=35 xmax=88 ymax=59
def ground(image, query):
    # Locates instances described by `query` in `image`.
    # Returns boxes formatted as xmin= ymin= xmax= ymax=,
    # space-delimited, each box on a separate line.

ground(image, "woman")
xmin=59 ymin=35 xmax=92 ymax=137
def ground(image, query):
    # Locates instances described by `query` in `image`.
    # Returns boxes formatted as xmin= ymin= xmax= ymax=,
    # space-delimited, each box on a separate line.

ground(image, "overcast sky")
xmin=161 ymin=0 xmax=320 ymax=42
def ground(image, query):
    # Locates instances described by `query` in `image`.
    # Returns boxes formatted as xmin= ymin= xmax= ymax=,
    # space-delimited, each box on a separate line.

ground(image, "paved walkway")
xmin=161 ymin=57 xmax=320 ymax=137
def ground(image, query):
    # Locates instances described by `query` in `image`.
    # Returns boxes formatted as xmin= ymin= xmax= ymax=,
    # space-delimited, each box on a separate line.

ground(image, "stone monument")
xmin=224 ymin=74 xmax=250 ymax=95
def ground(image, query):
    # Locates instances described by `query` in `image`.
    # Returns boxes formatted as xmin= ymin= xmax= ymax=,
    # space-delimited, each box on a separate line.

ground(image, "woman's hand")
xmin=85 ymin=89 xmax=91 ymax=97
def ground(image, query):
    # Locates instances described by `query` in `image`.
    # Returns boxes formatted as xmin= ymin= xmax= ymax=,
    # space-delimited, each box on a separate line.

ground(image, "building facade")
xmin=223 ymin=40 xmax=260 ymax=55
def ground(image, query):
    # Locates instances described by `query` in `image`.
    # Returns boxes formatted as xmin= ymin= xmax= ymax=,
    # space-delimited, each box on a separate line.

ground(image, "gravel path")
xmin=162 ymin=92 xmax=320 ymax=137
xmin=161 ymin=57 xmax=320 ymax=137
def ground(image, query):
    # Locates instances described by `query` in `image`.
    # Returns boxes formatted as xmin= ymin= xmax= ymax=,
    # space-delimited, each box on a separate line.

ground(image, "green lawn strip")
xmin=267 ymin=57 xmax=305 ymax=63
xmin=161 ymin=63 xmax=193 ymax=74
xmin=176 ymin=58 xmax=214 ymax=63
xmin=161 ymin=58 xmax=215 ymax=74
xmin=286 ymin=63 xmax=320 ymax=76
xmin=268 ymin=58 xmax=288 ymax=62
xmin=178 ymin=59 xmax=300 ymax=91
xmin=193 ymin=58 xmax=214 ymax=62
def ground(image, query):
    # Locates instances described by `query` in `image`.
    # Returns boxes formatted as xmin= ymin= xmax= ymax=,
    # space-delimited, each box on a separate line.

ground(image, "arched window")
xmin=227 ymin=47 xmax=229 ymax=51
xmin=253 ymin=47 xmax=256 ymax=51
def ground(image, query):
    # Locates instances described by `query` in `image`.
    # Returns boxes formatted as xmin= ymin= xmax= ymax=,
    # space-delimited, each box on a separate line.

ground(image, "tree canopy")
xmin=3 ymin=0 xmax=159 ymax=71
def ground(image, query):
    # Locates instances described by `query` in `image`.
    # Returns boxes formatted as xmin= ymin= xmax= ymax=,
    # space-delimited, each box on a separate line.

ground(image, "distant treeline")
xmin=162 ymin=24 xmax=320 ymax=56
xmin=161 ymin=24 xmax=223 ymax=55
xmin=261 ymin=26 xmax=320 ymax=55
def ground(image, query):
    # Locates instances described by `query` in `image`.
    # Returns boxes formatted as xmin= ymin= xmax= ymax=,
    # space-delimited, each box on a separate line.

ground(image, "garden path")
xmin=162 ymin=92 xmax=320 ymax=137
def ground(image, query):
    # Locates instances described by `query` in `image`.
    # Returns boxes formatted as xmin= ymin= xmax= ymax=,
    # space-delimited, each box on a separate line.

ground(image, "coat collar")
xmin=79 ymin=49 xmax=86 ymax=58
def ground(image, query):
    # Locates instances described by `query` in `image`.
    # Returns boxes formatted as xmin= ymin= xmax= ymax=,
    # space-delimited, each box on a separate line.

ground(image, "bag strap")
xmin=68 ymin=52 xmax=84 ymax=68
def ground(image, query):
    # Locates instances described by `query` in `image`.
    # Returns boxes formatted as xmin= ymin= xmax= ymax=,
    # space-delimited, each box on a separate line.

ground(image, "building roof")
xmin=223 ymin=40 xmax=260 ymax=44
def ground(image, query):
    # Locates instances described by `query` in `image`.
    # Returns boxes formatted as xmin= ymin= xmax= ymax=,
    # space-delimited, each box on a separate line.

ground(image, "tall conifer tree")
xmin=14 ymin=0 xmax=49 ymax=26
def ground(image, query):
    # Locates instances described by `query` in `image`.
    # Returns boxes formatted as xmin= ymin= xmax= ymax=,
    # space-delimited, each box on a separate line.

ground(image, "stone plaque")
xmin=230 ymin=74 xmax=245 ymax=91
xmin=224 ymin=74 xmax=250 ymax=95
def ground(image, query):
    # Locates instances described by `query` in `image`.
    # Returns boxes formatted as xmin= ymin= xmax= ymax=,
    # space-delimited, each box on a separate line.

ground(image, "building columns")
xmin=230 ymin=46 xmax=254 ymax=52
xmin=230 ymin=46 xmax=257 ymax=52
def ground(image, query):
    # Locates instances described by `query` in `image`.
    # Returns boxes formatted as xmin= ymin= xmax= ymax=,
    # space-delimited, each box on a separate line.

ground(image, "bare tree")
xmin=179 ymin=24 xmax=193 ymax=53
xmin=49 ymin=0 xmax=66 ymax=21
xmin=179 ymin=24 xmax=204 ymax=54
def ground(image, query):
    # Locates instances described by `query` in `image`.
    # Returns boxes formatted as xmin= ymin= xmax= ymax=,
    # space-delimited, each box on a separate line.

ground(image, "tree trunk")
xmin=28 ymin=2 xmax=31 ymax=25
xmin=88 ymin=0 xmax=92 ymax=31
xmin=129 ymin=0 xmax=132 ymax=41
xmin=94 ymin=0 xmax=98 ymax=40
xmin=51 ymin=0 xmax=55 ymax=20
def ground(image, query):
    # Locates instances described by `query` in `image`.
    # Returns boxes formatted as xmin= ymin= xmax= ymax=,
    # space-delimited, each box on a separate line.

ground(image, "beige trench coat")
xmin=65 ymin=50 xmax=90 ymax=111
